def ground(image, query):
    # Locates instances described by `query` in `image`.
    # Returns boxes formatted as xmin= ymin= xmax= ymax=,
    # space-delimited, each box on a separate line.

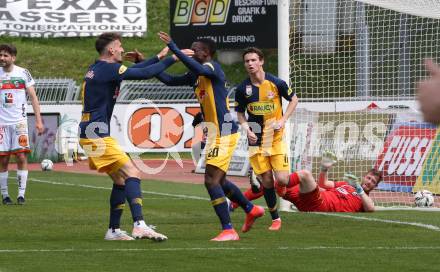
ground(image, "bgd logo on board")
xmin=173 ymin=0 xmax=231 ymax=26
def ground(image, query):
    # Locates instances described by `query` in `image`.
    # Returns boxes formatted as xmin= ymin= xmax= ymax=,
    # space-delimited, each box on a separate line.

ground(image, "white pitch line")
xmin=26 ymin=177 xmax=440 ymax=232
xmin=28 ymin=178 xmax=209 ymax=201
xmin=1 ymin=246 xmax=440 ymax=253
xmin=314 ymin=212 xmax=440 ymax=231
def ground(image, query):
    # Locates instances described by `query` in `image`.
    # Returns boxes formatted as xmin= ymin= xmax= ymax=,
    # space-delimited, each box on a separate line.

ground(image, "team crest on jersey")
xmin=267 ymin=91 xmax=275 ymax=99
xmin=245 ymin=85 xmax=252 ymax=96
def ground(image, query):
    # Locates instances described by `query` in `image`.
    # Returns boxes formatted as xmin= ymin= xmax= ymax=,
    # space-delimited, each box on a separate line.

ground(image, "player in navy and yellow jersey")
xmin=235 ymin=47 xmax=299 ymax=231
xmin=157 ymin=31 xmax=264 ymax=241
xmin=79 ymin=32 xmax=183 ymax=241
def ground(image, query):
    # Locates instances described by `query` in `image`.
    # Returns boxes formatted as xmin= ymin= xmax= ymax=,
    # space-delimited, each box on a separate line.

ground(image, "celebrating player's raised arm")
xmin=122 ymin=56 xmax=176 ymax=80
xmin=158 ymin=31 xmax=217 ymax=77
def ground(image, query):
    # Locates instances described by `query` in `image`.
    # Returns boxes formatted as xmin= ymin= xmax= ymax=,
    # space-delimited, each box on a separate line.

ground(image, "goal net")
xmin=287 ymin=0 xmax=440 ymax=209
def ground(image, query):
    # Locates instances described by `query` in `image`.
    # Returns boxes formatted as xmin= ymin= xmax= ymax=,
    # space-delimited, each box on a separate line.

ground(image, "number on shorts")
xmin=208 ymin=147 xmax=219 ymax=158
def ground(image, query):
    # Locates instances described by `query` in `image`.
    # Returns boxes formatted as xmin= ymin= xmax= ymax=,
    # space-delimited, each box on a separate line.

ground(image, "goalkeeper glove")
xmin=354 ymin=182 xmax=365 ymax=195
xmin=343 ymin=172 xmax=364 ymax=195
xmin=321 ymin=150 xmax=338 ymax=171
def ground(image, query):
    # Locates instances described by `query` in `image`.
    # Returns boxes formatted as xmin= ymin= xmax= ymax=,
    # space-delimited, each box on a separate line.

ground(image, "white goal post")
xmin=279 ymin=0 xmax=440 ymax=210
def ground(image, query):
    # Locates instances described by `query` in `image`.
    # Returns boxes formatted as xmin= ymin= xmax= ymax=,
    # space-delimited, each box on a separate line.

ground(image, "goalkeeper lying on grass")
xmin=232 ymin=151 xmax=382 ymax=212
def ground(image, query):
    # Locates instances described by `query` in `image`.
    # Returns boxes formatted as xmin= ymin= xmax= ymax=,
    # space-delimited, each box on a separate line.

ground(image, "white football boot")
xmin=104 ymin=228 xmax=135 ymax=241
xmin=132 ymin=221 xmax=168 ymax=242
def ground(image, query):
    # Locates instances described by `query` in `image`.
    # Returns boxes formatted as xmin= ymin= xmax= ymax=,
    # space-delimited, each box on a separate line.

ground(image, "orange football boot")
xmin=268 ymin=218 xmax=282 ymax=231
xmin=210 ymin=229 xmax=240 ymax=242
xmin=241 ymin=205 xmax=265 ymax=232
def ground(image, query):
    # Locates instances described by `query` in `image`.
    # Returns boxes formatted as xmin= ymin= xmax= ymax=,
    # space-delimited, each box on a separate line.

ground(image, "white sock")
xmin=17 ymin=170 xmax=28 ymax=198
xmin=0 ymin=171 xmax=9 ymax=198
xmin=134 ymin=220 xmax=147 ymax=228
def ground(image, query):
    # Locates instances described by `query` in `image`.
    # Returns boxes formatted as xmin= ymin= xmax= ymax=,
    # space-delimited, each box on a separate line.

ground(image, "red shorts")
xmin=283 ymin=172 xmax=330 ymax=212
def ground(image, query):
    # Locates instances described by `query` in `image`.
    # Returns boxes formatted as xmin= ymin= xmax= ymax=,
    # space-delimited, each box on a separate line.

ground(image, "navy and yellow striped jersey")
xmin=79 ymin=57 xmax=175 ymax=139
xmin=235 ymin=73 xmax=295 ymax=147
xmin=157 ymin=42 xmax=238 ymax=137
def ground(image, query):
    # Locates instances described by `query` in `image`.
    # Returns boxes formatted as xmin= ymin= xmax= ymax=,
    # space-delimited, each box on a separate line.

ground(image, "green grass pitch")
xmin=1 ymin=171 xmax=439 ymax=271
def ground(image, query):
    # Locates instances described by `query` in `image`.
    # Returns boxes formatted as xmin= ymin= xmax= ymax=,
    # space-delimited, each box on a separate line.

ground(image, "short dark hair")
xmin=95 ymin=32 xmax=121 ymax=55
xmin=367 ymin=168 xmax=382 ymax=184
xmin=242 ymin=47 xmax=264 ymax=61
xmin=196 ymin=38 xmax=216 ymax=57
xmin=0 ymin=44 xmax=17 ymax=56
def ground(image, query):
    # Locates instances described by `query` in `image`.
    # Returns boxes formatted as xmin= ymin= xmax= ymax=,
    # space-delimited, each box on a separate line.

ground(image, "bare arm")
xmin=275 ymin=95 xmax=298 ymax=130
xmin=237 ymin=111 xmax=257 ymax=145
xmin=318 ymin=150 xmax=338 ymax=189
xmin=318 ymin=170 xmax=335 ymax=189
xmin=26 ymin=86 xmax=44 ymax=135
xmin=360 ymin=193 xmax=375 ymax=212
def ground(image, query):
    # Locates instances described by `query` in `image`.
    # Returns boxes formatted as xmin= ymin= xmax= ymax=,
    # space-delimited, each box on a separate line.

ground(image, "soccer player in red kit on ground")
xmin=276 ymin=151 xmax=381 ymax=212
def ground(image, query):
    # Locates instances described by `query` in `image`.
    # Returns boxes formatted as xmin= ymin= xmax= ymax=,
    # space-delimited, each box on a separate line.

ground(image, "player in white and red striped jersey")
xmin=0 ymin=43 xmax=44 ymax=205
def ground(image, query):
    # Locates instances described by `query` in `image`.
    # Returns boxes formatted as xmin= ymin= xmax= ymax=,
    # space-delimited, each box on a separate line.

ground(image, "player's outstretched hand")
xmin=171 ymin=48 xmax=194 ymax=61
xmin=343 ymin=172 xmax=364 ymax=195
xmin=157 ymin=46 xmax=169 ymax=60
xmin=343 ymin=172 xmax=359 ymax=185
xmin=158 ymin=31 xmax=172 ymax=44
xmin=321 ymin=150 xmax=337 ymax=171
xmin=124 ymin=49 xmax=144 ymax=63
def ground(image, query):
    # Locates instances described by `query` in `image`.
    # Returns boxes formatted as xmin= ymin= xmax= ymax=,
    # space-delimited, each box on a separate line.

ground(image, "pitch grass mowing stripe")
xmin=2 ymin=246 xmax=440 ymax=253
xmin=24 ymin=177 xmax=440 ymax=232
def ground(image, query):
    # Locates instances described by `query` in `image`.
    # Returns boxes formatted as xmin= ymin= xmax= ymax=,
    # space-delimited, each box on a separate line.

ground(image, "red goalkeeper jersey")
xmin=286 ymin=181 xmax=364 ymax=212
xmin=320 ymin=181 xmax=364 ymax=212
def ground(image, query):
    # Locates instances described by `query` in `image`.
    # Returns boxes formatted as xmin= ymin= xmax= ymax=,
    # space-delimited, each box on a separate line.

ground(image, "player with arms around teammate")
xmin=79 ymin=32 xmax=180 ymax=241
xmin=235 ymin=47 xmax=298 ymax=230
xmin=276 ymin=151 xmax=381 ymax=212
xmin=0 ymin=44 xmax=44 ymax=205
xmin=157 ymin=32 xmax=265 ymax=241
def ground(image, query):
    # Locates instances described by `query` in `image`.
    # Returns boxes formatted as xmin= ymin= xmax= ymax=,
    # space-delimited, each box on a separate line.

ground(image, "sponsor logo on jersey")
xmin=247 ymin=101 xmax=275 ymax=115
xmin=0 ymin=79 xmax=25 ymax=90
